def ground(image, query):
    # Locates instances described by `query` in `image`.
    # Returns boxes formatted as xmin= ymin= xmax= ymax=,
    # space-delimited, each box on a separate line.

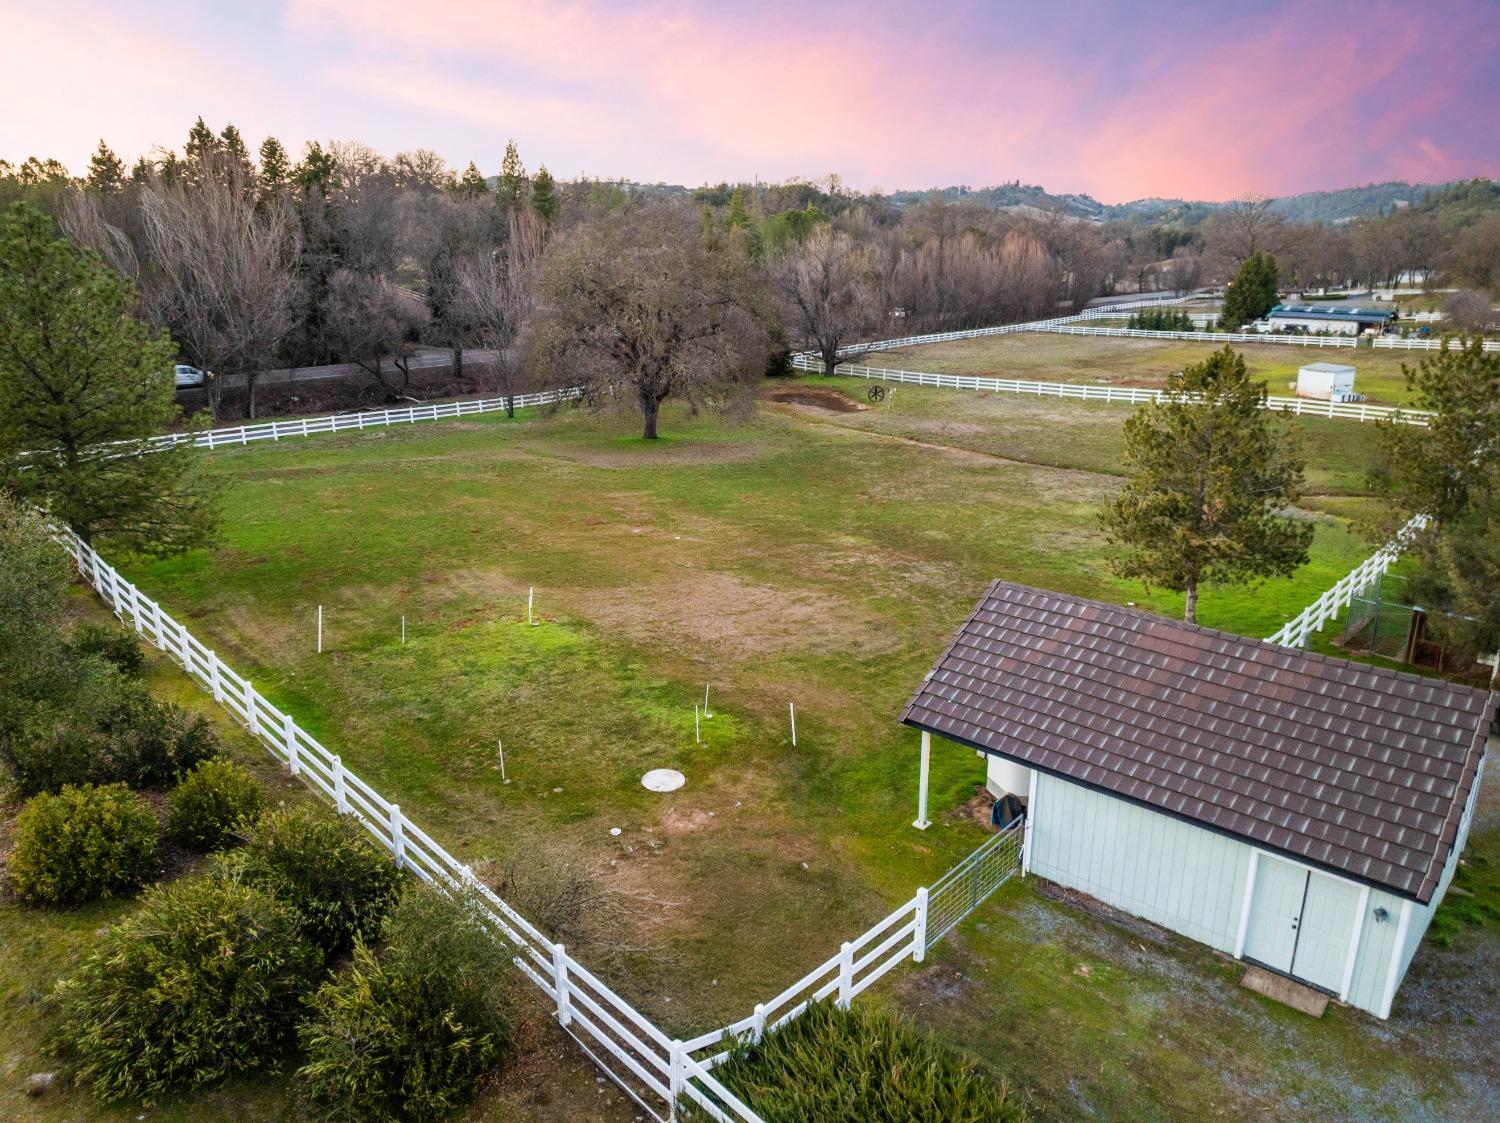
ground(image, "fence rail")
xmin=795 ymin=356 xmax=1434 ymax=427
xmin=54 ymin=527 xmax=1032 ymax=1122
xmin=1264 ymin=514 xmax=1429 ymax=648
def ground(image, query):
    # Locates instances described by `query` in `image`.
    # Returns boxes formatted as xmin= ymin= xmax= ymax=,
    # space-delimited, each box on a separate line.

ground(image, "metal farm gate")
xmin=923 ymin=817 xmax=1025 ymax=949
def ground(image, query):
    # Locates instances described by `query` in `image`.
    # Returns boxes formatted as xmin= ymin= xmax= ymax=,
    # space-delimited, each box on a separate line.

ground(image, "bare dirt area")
xmin=760 ymin=384 xmax=868 ymax=413
xmin=568 ymin=569 xmax=902 ymax=660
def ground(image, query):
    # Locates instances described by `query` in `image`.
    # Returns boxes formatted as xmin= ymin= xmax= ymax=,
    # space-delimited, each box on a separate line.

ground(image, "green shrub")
xmin=49 ymin=870 xmax=319 ymax=1104
xmin=8 ymin=784 xmax=158 ymax=905
xmin=297 ymin=886 xmax=515 ymax=1122
xmin=166 ymin=758 xmax=265 ymax=852
xmin=228 ymin=805 xmax=405 ymax=959
xmin=4 ymin=681 xmax=218 ymax=796
xmin=698 ymin=1000 xmax=1026 ymax=1123
xmin=97 ymin=688 xmax=219 ymax=788
xmin=68 ymin=622 xmax=145 ymax=677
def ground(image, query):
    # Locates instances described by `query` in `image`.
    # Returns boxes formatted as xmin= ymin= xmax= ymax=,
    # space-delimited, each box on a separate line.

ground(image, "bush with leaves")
xmin=226 ymin=804 xmax=404 ymax=959
xmin=297 ymin=886 xmax=515 ymax=1122
xmin=5 ymin=682 xmax=218 ymax=797
xmin=166 ymin=757 xmax=265 ymax=851
xmin=67 ymin=622 xmax=145 ymax=678
xmin=48 ymin=869 xmax=319 ymax=1104
xmin=8 ymin=783 xmax=158 ymax=905
xmin=698 ymin=1000 xmax=1025 ymax=1123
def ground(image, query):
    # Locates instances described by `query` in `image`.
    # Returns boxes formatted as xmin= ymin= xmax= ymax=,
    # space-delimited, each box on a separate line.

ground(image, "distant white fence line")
xmin=154 ymin=388 xmax=582 ymax=452
xmin=54 ymin=526 xmax=1022 ymax=1123
xmin=793 ymin=355 xmax=1434 ymax=427
xmin=1264 ymin=514 xmax=1428 ymax=649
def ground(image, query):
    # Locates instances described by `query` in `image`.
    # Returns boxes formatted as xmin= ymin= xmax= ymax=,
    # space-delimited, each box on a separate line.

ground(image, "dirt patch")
xmin=522 ymin=442 xmax=763 ymax=469
xmin=761 ymin=385 xmax=868 ymax=413
xmin=570 ymin=569 xmax=900 ymax=660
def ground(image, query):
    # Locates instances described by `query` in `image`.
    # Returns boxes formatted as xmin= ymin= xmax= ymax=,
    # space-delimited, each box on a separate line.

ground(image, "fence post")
xmin=668 ymin=1039 xmax=685 ymax=1119
xmin=752 ymin=1002 xmax=767 ymax=1043
xmin=208 ymin=653 xmax=223 ymax=702
xmin=246 ymin=680 xmax=260 ymax=737
xmin=389 ymin=803 xmax=405 ymax=867
xmin=177 ymin=621 xmax=194 ymax=674
xmin=333 ymin=756 xmax=348 ymax=812
xmin=283 ymin=712 xmax=300 ymax=775
xmin=837 ymin=942 xmax=854 ymax=1008
xmin=552 ymin=943 xmax=572 ymax=1026
xmin=151 ymin=600 xmax=168 ymax=650
xmin=913 ymin=887 xmax=929 ymax=963
xmin=127 ymin=581 xmax=144 ymax=634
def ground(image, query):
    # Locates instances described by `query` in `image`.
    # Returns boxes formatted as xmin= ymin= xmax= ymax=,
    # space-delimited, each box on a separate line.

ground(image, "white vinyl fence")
xmin=54 ymin=526 xmax=1026 ymax=1123
xmin=153 ymin=388 xmax=581 ymax=452
xmin=794 ymin=355 xmax=1434 ymax=427
xmin=1264 ymin=514 xmax=1429 ymax=648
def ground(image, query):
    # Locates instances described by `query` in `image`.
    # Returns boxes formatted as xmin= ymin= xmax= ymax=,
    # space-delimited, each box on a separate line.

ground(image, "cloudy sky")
xmin=4 ymin=0 xmax=1497 ymax=202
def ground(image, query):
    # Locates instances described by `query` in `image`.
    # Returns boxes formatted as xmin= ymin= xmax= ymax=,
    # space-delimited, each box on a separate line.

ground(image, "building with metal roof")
xmin=902 ymin=580 xmax=1496 ymax=1017
xmin=1266 ymin=303 xmax=1397 ymax=335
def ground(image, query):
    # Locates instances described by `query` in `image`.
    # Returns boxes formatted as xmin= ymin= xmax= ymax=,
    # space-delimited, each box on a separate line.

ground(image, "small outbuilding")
xmin=1296 ymin=362 xmax=1358 ymax=401
xmin=903 ymin=581 xmax=1496 ymax=1018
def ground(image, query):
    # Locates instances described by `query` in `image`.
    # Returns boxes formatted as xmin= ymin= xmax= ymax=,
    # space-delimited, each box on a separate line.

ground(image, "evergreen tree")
xmin=0 ymin=203 xmax=218 ymax=553
xmin=455 ymin=162 xmax=488 ymax=198
xmin=85 ymin=141 xmax=125 ymax=196
xmin=1221 ymin=251 xmax=1280 ymax=328
xmin=258 ymin=137 xmax=290 ymax=197
xmin=1100 ymin=346 xmax=1312 ymax=623
xmin=726 ymin=186 xmax=752 ymax=230
xmin=496 ymin=140 xmax=528 ymax=211
xmin=294 ymin=141 xmax=338 ymax=193
xmin=218 ymin=123 xmax=255 ymax=184
xmin=1371 ymin=338 xmax=1500 ymax=658
xmin=531 ymin=165 xmax=559 ymax=222
xmin=182 ymin=116 xmax=220 ymax=188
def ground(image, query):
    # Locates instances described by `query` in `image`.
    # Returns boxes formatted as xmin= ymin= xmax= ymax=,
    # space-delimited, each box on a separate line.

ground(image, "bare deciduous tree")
xmin=532 ymin=207 xmax=769 ymax=439
xmin=137 ymin=156 xmax=299 ymax=419
xmin=321 ymin=269 xmax=431 ymax=401
xmin=772 ymin=227 xmax=876 ymax=375
xmin=1442 ymin=289 xmax=1494 ymax=334
xmin=454 ymin=209 xmax=546 ymax=414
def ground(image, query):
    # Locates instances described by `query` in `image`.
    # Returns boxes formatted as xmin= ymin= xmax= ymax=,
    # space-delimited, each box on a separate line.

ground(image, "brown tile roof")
xmin=901 ymin=581 xmax=1497 ymax=903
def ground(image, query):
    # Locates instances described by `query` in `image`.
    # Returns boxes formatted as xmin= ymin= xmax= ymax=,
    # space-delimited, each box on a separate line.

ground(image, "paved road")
xmin=186 ymin=348 xmax=498 ymax=392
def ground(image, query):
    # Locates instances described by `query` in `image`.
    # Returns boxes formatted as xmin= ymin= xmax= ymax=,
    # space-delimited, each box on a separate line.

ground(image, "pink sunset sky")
xmin=4 ymin=0 xmax=1498 ymax=202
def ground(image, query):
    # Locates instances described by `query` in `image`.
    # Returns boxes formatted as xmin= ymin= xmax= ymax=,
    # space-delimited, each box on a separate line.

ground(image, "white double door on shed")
xmin=1244 ymin=855 xmax=1361 ymax=993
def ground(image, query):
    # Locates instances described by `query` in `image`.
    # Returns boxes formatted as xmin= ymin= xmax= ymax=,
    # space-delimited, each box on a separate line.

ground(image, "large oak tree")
xmin=532 ymin=207 xmax=769 ymax=439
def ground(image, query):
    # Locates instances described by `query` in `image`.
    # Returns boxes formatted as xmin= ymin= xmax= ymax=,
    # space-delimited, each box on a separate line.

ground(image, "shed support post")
xmin=913 ymin=730 xmax=932 ymax=830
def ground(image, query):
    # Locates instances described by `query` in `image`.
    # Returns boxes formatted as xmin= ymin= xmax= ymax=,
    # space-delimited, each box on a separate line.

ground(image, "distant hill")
xmin=883 ymin=179 xmax=1479 ymax=224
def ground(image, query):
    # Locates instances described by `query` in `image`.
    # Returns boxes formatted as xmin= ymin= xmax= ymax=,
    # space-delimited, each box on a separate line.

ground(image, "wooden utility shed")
xmin=903 ymin=581 xmax=1496 ymax=1018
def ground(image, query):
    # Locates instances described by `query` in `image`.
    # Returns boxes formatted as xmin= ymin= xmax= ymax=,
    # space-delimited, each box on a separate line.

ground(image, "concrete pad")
xmin=1240 ymin=965 xmax=1329 ymax=1017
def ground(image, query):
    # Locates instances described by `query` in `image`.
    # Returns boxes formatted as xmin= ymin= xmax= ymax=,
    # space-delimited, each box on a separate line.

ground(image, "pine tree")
xmin=258 ymin=137 xmax=290 ymax=197
xmin=531 ymin=165 xmax=559 ymax=222
xmin=455 ymin=162 xmax=488 ymax=198
xmin=0 ymin=202 xmax=218 ymax=553
xmin=1221 ymin=251 xmax=1280 ymax=329
xmin=497 ymin=140 xmax=528 ymax=211
xmin=85 ymin=141 xmax=126 ymax=196
xmin=294 ymin=141 xmax=337 ymax=194
xmin=726 ymin=186 xmax=751 ymax=230
xmin=1100 ymin=346 xmax=1312 ymax=623
xmin=182 ymin=117 xmax=220 ymax=188
xmin=218 ymin=124 xmax=255 ymax=184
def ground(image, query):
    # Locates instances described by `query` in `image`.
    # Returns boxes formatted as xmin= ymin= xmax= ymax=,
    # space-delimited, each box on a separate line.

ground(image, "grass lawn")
xmin=9 ymin=384 xmax=1488 ymax=1121
xmin=867 ymin=332 xmax=1429 ymax=407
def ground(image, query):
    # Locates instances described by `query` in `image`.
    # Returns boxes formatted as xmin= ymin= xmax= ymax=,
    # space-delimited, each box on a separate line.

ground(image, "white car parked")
xmin=173 ymin=364 xmax=211 ymax=388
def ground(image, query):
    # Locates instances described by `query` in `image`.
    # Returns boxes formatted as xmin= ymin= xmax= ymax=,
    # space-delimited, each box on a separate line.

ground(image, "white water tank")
xmin=985 ymin=753 xmax=1032 ymax=799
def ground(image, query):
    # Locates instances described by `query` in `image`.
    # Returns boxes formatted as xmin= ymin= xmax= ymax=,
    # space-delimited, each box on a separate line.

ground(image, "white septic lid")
xmin=641 ymin=768 xmax=685 ymax=793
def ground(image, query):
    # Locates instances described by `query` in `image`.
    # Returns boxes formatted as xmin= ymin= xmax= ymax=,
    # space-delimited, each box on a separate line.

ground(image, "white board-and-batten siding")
xmin=1027 ymin=772 xmax=1251 ymax=954
xmin=1023 ymin=769 xmax=1450 ymax=1019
